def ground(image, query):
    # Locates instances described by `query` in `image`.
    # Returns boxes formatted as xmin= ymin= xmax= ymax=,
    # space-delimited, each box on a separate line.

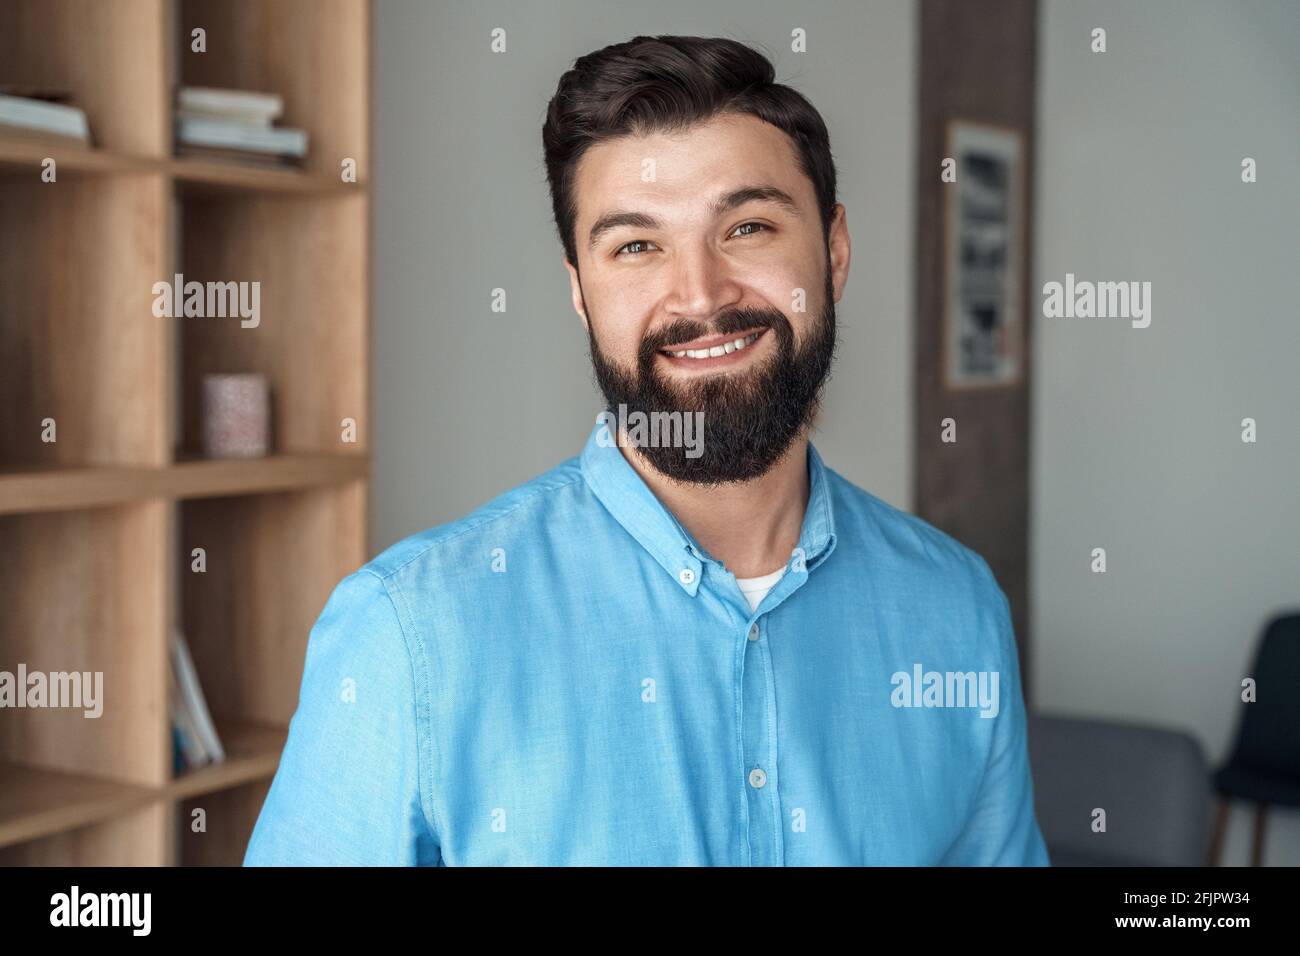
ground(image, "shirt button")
xmin=748 ymin=767 xmax=767 ymax=789
xmin=748 ymin=623 xmax=760 ymax=641
xmin=678 ymin=568 xmax=696 ymax=586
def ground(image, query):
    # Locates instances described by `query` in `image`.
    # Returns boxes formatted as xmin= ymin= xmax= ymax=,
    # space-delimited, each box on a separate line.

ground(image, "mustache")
xmin=640 ymin=308 xmax=788 ymax=357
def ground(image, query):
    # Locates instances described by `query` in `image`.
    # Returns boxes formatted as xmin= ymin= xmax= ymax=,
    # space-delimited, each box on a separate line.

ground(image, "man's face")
xmin=565 ymin=112 xmax=851 ymax=484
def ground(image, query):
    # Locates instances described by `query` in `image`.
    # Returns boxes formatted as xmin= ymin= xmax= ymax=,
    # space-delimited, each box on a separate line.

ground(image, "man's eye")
xmin=615 ymin=240 xmax=659 ymax=257
xmin=615 ymin=225 xmax=767 ymax=257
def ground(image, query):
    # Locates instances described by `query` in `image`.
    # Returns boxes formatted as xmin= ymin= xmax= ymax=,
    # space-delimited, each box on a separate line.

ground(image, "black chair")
xmin=1209 ymin=612 xmax=1300 ymax=866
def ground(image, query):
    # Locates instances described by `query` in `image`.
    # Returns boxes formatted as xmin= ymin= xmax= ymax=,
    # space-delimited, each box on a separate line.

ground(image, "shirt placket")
xmin=740 ymin=613 xmax=784 ymax=866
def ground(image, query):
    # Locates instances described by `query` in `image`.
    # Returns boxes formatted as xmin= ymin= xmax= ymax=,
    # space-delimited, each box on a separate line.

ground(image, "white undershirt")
xmin=735 ymin=566 xmax=788 ymax=613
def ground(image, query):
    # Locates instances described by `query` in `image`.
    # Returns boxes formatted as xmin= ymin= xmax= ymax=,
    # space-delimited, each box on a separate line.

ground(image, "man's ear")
xmin=827 ymin=203 xmax=852 ymax=304
xmin=564 ymin=257 xmax=589 ymax=332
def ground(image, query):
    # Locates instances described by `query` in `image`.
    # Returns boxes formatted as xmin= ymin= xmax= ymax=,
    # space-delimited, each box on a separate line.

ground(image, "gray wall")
xmin=1033 ymin=0 xmax=1300 ymax=863
xmin=373 ymin=0 xmax=917 ymax=551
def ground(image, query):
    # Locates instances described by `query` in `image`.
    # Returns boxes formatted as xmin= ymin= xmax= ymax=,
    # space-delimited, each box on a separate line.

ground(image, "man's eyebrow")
xmin=711 ymin=185 xmax=800 ymax=218
xmin=588 ymin=211 xmax=661 ymax=251
xmin=586 ymin=185 xmax=801 ymax=251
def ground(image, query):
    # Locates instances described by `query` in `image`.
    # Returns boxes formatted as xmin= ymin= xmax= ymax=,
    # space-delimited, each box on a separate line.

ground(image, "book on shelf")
xmin=177 ymin=86 xmax=283 ymax=123
xmin=176 ymin=108 xmax=272 ymax=128
xmin=0 ymin=92 xmax=90 ymax=143
xmin=174 ymin=86 xmax=307 ymax=166
xmin=169 ymin=667 xmax=208 ymax=771
xmin=176 ymin=116 xmax=307 ymax=158
xmin=170 ymin=629 xmax=225 ymax=774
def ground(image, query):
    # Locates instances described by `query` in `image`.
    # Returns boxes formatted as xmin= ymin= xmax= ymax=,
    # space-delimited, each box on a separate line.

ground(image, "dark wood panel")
xmin=915 ymin=0 xmax=1039 ymax=699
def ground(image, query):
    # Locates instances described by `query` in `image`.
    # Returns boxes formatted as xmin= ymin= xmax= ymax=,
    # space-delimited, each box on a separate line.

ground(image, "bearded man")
xmin=245 ymin=35 xmax=1050 ymax=868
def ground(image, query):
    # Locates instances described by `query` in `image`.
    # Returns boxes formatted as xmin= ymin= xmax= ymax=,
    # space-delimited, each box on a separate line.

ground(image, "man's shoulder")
xmin=822 ymin=465 xmax=1014 ymax=661
xmin=360 ymin=455 xmax=587 ymax=582
xmin=821 ymin=464 xmax=1001 ymax=597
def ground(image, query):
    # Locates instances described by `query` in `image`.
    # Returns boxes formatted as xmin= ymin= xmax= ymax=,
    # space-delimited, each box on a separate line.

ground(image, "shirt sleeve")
xmin=941 ymin=567 xmax=1052 ymax=866
xmin=243 ymin=569 xmax=441 ymax=866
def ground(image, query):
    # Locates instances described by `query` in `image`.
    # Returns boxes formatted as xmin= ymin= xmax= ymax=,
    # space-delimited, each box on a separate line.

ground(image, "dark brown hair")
xmin=542 ymin=35 xmax=838 ymax=270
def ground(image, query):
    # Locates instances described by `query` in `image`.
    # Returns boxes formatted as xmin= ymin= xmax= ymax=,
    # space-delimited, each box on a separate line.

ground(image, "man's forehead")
xmin=573 ymin=113 xmax=807 ymax=214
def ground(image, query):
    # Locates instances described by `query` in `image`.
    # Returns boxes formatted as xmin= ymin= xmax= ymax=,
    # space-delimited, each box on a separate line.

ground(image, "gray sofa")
xmin=1028 ymin=713 xmax=1211 ymax=866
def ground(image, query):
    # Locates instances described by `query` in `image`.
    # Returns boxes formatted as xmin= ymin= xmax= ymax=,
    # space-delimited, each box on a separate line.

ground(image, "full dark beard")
xmin=586 ymin=267 xmax=837 ymax=485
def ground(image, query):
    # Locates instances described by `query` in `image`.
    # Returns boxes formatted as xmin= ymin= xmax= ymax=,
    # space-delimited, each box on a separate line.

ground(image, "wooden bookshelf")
xmin=0 ymin=0 xmax=370 ymax=866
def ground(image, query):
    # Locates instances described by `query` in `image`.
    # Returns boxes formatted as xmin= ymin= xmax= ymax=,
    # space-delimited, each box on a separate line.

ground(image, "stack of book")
xmin=175 ymin=86 xmax=308 ymax=166
xmin=170 ymin=630 xmax=226 ymax=773
xmin=0 ymin=87 xmax=90 ymax=144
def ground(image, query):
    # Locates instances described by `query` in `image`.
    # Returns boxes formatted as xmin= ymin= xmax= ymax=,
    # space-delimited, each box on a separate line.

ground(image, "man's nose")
xmin=661 ymin=240 xmax=744 ymax=321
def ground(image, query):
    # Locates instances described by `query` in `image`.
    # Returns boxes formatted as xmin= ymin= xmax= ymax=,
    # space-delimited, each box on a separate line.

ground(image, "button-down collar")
xmin=579 ymin=421 xmax=836 ymax=594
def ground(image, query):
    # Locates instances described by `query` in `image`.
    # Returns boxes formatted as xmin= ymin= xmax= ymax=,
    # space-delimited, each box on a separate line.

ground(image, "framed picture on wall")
xmin=942 ymin=120 xmax=1024 ymax=389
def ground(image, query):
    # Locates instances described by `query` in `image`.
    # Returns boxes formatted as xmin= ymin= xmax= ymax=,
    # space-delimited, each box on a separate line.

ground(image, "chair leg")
xmin=1208 ymin=798 xmax=1230 ymax=866
xmin=1251 ymin=804 xmax=1269 ymax=866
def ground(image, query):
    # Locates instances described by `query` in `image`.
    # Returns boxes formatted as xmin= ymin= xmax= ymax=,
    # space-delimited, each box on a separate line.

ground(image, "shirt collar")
xmin=579 ymin=422 xmax=837 ymax=595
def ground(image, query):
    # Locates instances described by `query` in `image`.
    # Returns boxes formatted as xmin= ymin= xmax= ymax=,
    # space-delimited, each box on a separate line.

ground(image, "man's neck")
xmin=619 ymin=430 xmax=810 ymax=579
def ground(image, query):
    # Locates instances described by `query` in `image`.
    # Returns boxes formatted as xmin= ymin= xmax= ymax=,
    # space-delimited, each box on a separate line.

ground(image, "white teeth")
xmin=666 ymin=331 xmax=760 ymax=360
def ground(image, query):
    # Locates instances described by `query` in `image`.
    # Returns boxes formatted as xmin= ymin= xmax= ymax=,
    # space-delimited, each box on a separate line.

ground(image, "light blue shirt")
xmin=245 ymin=424 xmax=1051 ymax=866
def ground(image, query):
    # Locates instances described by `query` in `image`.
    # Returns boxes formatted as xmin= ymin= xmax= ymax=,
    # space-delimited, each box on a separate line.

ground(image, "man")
xmin=245 ymin=35 xmax=1050 ymax=866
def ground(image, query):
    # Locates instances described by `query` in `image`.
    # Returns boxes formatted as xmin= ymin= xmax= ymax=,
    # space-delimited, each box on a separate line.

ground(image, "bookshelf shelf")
xmin=0 ymin=136 xmax=153 ymax=175
xmin=0 ymin=455 xmax=370 ymax=515
xmin=0 ymin=138 xmax=365 ymax=195
xmin=0 ymin=464 xmax=160 ymax=515
xmin=169 ymin=157 xmax=361 ymax=195
xmin=166 ymin=721 xmax=287 ymax=801
xmin=0 ymin=763 xmax=157 ymax=850
xmin=0 ymin=0 xmax=371 ymax=866
xmin=0 ymin=721 xmax=287 ymax=851
xmin=165 ymin=454 xmax=370 ymax=499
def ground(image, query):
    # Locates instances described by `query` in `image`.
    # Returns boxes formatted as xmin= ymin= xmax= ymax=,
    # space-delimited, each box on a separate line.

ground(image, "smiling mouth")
xmin=659 ymin=328 xmax=766 ymax=361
